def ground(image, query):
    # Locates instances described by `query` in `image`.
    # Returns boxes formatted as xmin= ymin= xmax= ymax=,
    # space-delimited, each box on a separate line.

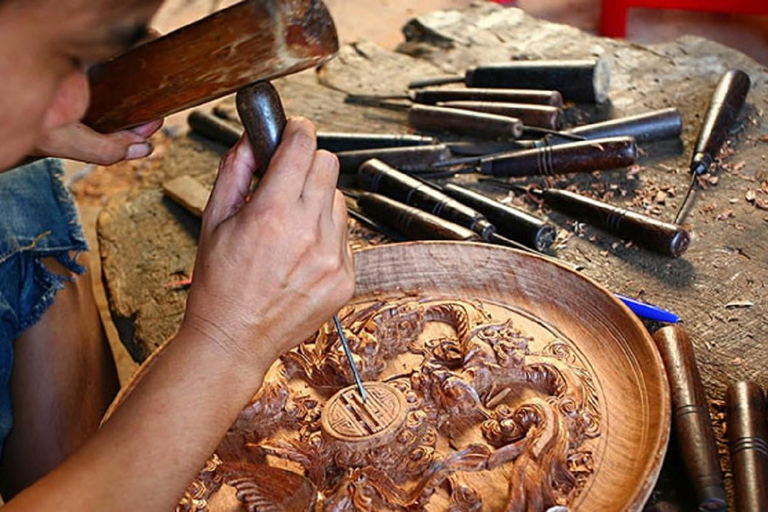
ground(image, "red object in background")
xmin=601 ymin=0 xmax=768 ymax=38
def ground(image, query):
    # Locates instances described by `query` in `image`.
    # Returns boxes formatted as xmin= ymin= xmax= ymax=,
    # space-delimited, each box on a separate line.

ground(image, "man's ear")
xmin=42 ymin=70 xmax=90 ymax=130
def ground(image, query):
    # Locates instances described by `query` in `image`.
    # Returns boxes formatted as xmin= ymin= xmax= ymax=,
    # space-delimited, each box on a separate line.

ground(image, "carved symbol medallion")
xmin=321 ymin=382 xmax=408 ymax=445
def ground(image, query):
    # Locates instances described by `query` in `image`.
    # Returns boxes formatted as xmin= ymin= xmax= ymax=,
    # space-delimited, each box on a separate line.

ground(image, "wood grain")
xmin=107 ymin=242 xmax=669 ymax=511
xmin=85 ymin=0 xmax=338 ymax=132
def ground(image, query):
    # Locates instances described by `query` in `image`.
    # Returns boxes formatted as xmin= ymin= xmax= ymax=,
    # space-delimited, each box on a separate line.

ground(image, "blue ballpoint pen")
xmin=614 ymin=294 xmax=680 ymax=323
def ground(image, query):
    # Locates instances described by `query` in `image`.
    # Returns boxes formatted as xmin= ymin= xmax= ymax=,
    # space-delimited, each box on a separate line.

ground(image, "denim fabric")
xmin=0 ymin=158 xmax=87 ymax=457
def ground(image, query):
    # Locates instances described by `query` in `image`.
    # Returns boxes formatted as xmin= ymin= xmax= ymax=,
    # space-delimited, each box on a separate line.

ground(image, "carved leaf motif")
xmin=260 ymin=435 xmax=329 ymax=486
xmin=219 ymin=462 xmax=318 ymax=512
xmin=190 ymin=297 xmax=602 ymax=511
xmin=448 ymin=475 xmax=483 ymax=512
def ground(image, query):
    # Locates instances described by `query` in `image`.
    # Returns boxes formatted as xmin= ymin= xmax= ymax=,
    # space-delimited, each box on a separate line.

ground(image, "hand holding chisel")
xmin=237 ymin=82 xmax=366 ymax=401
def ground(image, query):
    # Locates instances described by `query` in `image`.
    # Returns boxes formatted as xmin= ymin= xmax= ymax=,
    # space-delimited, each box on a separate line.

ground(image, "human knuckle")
xmin=316 ymin=150 xmax=339 ymax=173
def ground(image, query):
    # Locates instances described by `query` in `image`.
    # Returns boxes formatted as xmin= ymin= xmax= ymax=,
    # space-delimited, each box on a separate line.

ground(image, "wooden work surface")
xmin=98 ymin=4 xmax=768 ymax=509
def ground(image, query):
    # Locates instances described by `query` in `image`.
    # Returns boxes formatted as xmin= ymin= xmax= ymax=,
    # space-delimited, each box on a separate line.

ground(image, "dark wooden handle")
xmin=437 ymin=101 xmax=563 ymax=130
xmin=653 ymin=326 xmax=726 ymax=512
xmin=691 ymin=69 xmax=750 ymax=175
xmin=540 ymin=187 xmax=690 ymax=257
xmin=358 ymin=159 xmax=495 ymax=240
xmin=357 ymin=192 xmax=480 ymax=242
xmin=236 ymin=82 xmax=287 ymax=176
xmin=408 ymin=105 xmax=523 ymax=140
xmin=412 ymin=88 xmax=563 ymax=107
xmin=481 ymin=136 xmax=636 ymax=178
xmin=726 ymin=381 xmax=768 ymax=512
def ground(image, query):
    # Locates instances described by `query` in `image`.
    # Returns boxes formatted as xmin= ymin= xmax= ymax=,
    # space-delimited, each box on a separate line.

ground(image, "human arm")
xmin=3 ymin=117 xmax=353 ymax=510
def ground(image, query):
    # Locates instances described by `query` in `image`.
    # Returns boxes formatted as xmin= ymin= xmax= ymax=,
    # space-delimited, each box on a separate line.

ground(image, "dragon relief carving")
xmin=177 ymin=297 xmax=602 ymax=511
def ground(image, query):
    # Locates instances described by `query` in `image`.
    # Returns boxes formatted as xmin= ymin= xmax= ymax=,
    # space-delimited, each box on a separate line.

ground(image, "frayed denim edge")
xmin=14 ymin=160 xmax=88 ymax=333
xmin=17 ymin=257 xmax=67 ymax=333
xmin=48 ymin=159 xmax=88 ymax=251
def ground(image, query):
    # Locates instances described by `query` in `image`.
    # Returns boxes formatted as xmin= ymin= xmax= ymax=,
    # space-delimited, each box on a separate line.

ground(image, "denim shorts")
xmin=0 ymin=159 xmax=87 ymax=456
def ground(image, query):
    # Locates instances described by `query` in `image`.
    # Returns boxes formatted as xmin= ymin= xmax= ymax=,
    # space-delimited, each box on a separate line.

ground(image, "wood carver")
xmin=176 ymin=297 xmax=602 ymax=511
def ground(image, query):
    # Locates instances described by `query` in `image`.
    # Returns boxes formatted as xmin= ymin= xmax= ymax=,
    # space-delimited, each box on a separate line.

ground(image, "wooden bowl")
xmin=109 ymin=241 xmax=670 ymax=511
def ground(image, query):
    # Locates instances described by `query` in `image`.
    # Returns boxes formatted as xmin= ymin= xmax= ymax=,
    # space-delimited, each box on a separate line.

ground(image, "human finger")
xmin=249 ymin=117 xmax=317 ymax=210
xmin=301 ymin=150 xmax=339 ymax=215
xmin=202 ymin=135 xmax=256 ymax=233
xmin=34 ymin=123 xmax=152 ymax=165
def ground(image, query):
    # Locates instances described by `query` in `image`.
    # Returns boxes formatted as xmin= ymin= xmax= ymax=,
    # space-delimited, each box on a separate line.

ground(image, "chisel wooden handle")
xmin=358 ymin=158 xmax=496 ymax=240
xmin=479 ymin=137 xmax=636 ymax=177
xmin=84 ymin=0 xmax=337 ymax=133
xmin=535 ymin=187 xmax=690 ymax=257
xmin=727 ymin=381 xmax=768 ymax=512
xmin=440 ymin=183 xmax=555 ymax=251
xmin=653 ymin=326 xmax=726 ymax=512
xmin=408 ymin=105 xmax=523 ymax=140
xmin=437 ymin=101 xmax=563 ymax=130
xmin=356 ymin=193 xmax=481 ymax=242
xmin=412 ymin=88 xmax=563 ymax=107
xmin=690 ymin=69 xmax=751 ymax=175
xmin=236 ymin=82 xmax=287 ymax=176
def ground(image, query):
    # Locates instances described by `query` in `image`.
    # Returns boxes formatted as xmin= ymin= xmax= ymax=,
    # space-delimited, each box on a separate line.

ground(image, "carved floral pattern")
xmin=177 ymin=297 xmax=602 ymax=511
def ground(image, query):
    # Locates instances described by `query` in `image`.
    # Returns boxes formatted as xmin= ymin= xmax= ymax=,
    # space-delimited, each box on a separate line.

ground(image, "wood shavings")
xmin=725 ymin=300 xmax=754 ymax=309
xmin=715 ymin=210 xmax=734 ymax=221
xmin=756 ymin=198 xmax=768 ymax=211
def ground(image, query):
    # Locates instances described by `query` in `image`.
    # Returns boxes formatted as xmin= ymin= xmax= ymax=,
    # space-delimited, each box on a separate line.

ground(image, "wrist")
xmin=177 ymin=314 xmax=277 ymax=380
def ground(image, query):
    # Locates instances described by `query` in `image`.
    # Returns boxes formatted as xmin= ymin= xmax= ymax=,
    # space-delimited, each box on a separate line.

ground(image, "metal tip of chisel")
xmin=332 ymin=314 xmax=367 ymax=402
xmin=673 ymin=173 xmax=698 ymax=225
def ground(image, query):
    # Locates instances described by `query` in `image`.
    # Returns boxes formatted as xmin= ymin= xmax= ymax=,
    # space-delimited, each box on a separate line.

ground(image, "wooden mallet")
xmin=84 ymin=0 xmax=338 ymax=174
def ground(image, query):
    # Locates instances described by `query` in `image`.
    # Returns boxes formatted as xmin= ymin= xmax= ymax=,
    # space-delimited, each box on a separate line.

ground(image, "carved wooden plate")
xmin=110 ymin=241 xmax=670 ymax=511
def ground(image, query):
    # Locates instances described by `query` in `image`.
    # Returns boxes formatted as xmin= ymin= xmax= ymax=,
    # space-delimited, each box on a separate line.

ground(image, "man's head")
xmin=0 ymin=0 xmax=163 ymax=170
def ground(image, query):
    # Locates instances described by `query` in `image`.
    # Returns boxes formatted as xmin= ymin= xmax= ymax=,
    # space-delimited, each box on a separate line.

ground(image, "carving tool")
xmin=435 ymin=101 xmax=563 ymax=130
xmin=358 ymin=159 xmax=496 ymax=240
xmin=726 ymin=381 xmax=768 ymax=512
xmin=333 ymin=316 xmax=368 ymax=402
xmin=550 ymin=108 xmax=683 ymax=145
xmin=433 ymin=108 xmax=681 ymax=158
xmin=653 ymin=326 xmax=727 ymax=512
xmin=346 ymin=87 xmax=564 ymax=107
xmin=335 ymin=145 xmax=452 ymax=174
xmin=436 ymin=136 xmax=637 ymax=177
xmin=432 ymin=182 xmax=556 ymax=251
xmin=84 ymin=0 xmax=339 ymax=133
xmin=189 ymin=110 xmax=439 ymax=152
xmin=344 ymin=99 xmax=524 ymax=140
xmin=408 ymin=59 xmax=611 ymax=104
xmin=355 ymin=192 xmax=482 ymax=242
xmin=674 ymin=69 xmax=751 ymax=224
xmin=349 ymin=190 xmax=548 ymax=253
xmin=231 ymin=83 xmax=366 ymax=400
xmin=483 ymin=180 xmax=690 ymax=257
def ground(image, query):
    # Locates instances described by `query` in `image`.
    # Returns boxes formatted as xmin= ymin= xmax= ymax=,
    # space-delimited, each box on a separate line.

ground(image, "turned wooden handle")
xmin=653 ymin=326 xmax=726 ymax=512
xmin=84 ymin=0 xmax=337 ymax=133
xmin=236 ymin=82 xmax=287 ymax=176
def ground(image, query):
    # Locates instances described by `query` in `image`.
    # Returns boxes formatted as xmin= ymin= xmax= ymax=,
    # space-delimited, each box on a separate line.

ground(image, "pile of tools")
xmin=190 ymin=59 xmax=749 ymax=263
